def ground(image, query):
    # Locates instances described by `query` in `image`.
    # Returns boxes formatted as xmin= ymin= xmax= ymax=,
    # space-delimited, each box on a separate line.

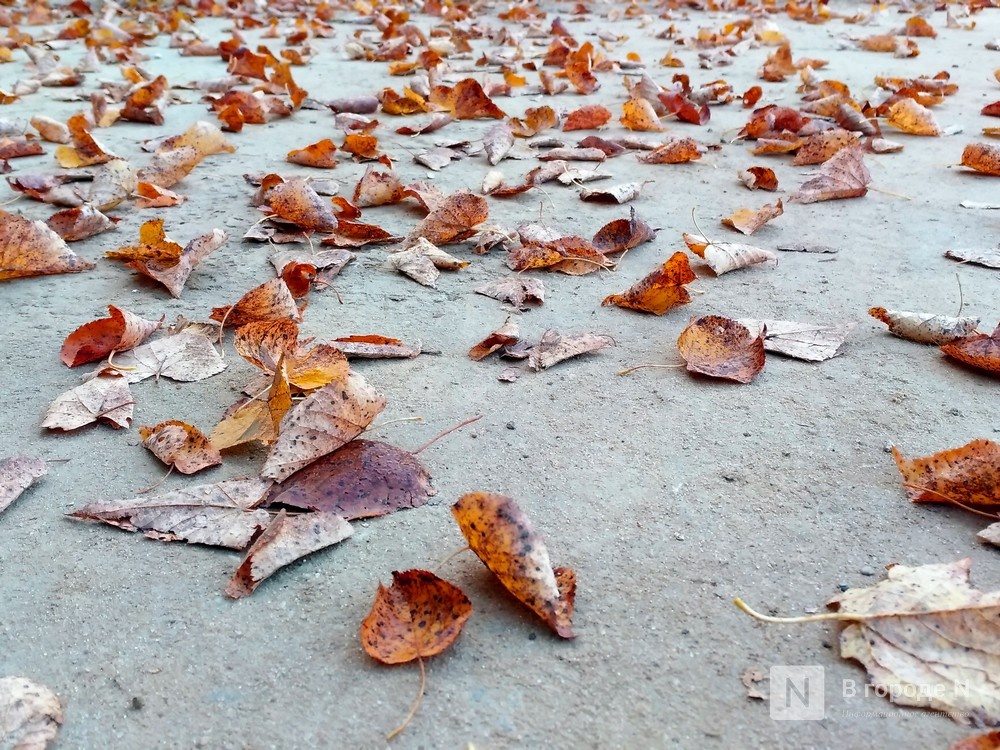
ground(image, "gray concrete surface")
xmin=2 ymin=2 xmax=999 ymax=748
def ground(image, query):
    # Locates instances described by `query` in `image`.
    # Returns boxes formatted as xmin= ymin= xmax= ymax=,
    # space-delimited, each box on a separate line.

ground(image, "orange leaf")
xmin=677 ymin=315 xmax=765 ymax=383
xmin=233 ymin=320 xmax=299 ymax=371
xmin=564 ymin=41 xmax=599 ymax=94
xmin=287 ymin=138 xmax=338 ymax=168
xmin=227 ymin=47 xmax=269 ymax=79
xmin=507 ymin=236 xmax=612 ymax=275
xmin=562 ymin=104 xmax=612 ymax=131
xmin=941 ymin=323 xmax=1000 ymax=375
xmin=139 ymin=420 xmax=222 ymax=474
xmin=591 ymin=208 xmax=657 ymax=254
xmin=407 ymin=192 xmax=488 ymax=245
xmin=961 ymin=143 xmax=1000 ymax=176
xmin=446 ymin=78 xmax=505 ymax=120
xmin=61 ymin=305 xmax=163 ymax=367
xmin=738 ymin=166 xmax=779 ymax=191
xmin=45 ymin=205 xmax=117 ymax=242
xmin=792 ymin=129 xmax=861 ymax=165
xmin=469 ymin=316 xmax=519 ymax=360
xmin=0 ymin=210 xmax=96 ymax=281
xmin=210 ymin=277 xmax=302 ymax=328
xmin=54 ymin=113 xmax=117 ymax=167
xmin=886 ymin=98 xmax=941 ymax=136
xmin=721 ymin=199 xmax=783 ymax=235
xmin=602 ymin=251 xmax=696 ymax=315
xmin=135 ymin=182 xmax=186 ymax=208
xmin=211 ymin=359 xmax=292 ymax=449
xmin=331 ymin=335 xmax=420 ymax=359
xmin=353 ymin=167 xmax=406 ymax=207
xmin=637 ymin=137 xmax=702 ymax=164
xmin=509 ymin=105 xmax=558 ymax=137
xmin=265 ymin=178 xmax=340 ymax=231
xmin=892 ymin=439 xmax=1000 ymax=508
xmin=620 ymin=97 xmax=663 ymax=131
xmin=342 ymin=133 xmax=380 ymax=160
xmin=361 ymin=569 xmax=472 ymax=664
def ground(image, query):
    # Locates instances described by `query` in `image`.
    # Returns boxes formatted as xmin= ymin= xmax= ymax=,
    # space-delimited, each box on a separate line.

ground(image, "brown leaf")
xmin=789 ymin=146 xmax=870 ymax=203
xmin=565 ymin=41 xmax=600 ymax=95
xmin=637 ymin=138 xmax=702 ymax=164
xmin=683 ymin=232 xmax=776 ymax=274
xmin=562 ymin=104 xmax=612 ymax=131
xmin=360 ymin=569 xmax=472 ymax=663
xmin=354 ymin=167 xmax=406 ymax=207
xmin=210 ymin=277 xmax=302 ymax=327
xmin=792 ymin=129 xmax=861 ymax=165
xmin=677 ymin=316 xmax=765 ymax=383
xmin=941 ymin=323 xmax=1000 ymax=376
xmin=443 ymin=78 xmax=506 ymax=120
xmin=407 ymin=193 xmax=488 ymax=245
xmin=591 ymin=209 xmax=656 ymax=254
xmin=602 ymin=252 xmax=696 ymax=315
xmin=475 ymin=276 xmax=545 ymax=309
xmin=270 ymin=248 xmax=354 ymax=287
xmin=225 ymin=509 xmax=353 ymax=598
xmin=738 ymin=166 xmax=779 ymax=191
xmin=950 ymin=732 xmax=1000 ymax=750
xmin=528 ymin=329 xmax=614 ymax=370
xmin=67 ymin=477 xmax=273 ymax=548
xmin=0 ymin=455 xmax=47 ymax=515
xmin=287 ymin=138 xmax=338 ymax=168
xmin=105 ymin=220 xmax=227 ymax=298
xmin=0 ymin=677 xmax=63 ymax=750
xmin=134 ymin=182 xmax=186 ymax=209
xmin=869 ymin=307 xmax=979 ymax=345
xmin=508 ymin=236 xmax=612 ymax=276
xmin=139 ymin=420 xmax=222 ymax=474
xmin=266 ymin=439 xmax=435 ymax=518
xmin=0 ymin=135 xmax=44 ymax=159
xmin=886 ymin=98 xmax=942 ymax=136
xmin=54 ymin=112 xmax=117 ymax=167
xmin=233 ymin=320 xmax=298 ymax=371
xmin=509 ymin=106 xmax=558 ymax=138
xmin=61 ymin=306 xmax=163 ymax=367
xmin=580 ymin=181 xmax=650 ymax=204
xmin=211 ymin=361 xmax=292 ymax=449
xmin=721 ymin=199 xmax=783 ymax=235
xmin=137 ymin=146 xmax=204 ymax=189
xmin=892 ymin=439 xmax=1000 ymax=508
xmin=0 ymin=210 xmax=95 ymax=281
xmin=266 ymin=178 xmax=340 ymax=231
xmin=331 ymin=335 xmax=420 ymax=359
xmin=46 ymin=205 xmax=117 ymax=242
xmin=469 ymin=316 xmax=519 ymax=360
xmin=451 ymin=492 xmax=575 ymax=638
xmin=41 ymin=374 xmax=134 ymax=430
xmin=961 ymin=143 xmax=1000 ymax=176
xmin=261 ymin=372 xmax=386 ymax=482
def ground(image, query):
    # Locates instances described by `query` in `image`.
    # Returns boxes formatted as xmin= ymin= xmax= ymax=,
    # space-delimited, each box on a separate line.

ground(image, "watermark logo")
xmin=769 ymin=666 xmax=825 ymax=721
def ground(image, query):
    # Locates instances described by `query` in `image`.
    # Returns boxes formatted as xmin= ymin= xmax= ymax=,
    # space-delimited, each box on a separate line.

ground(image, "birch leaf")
xmin=869 ymin=307 xmax=980 ymax=345
xmin=683 ymin=232 xmax=776 ymax=275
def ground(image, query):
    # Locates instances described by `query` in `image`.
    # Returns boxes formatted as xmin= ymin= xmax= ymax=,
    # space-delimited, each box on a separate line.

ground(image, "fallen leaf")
xmin=266 ymin=178 xmax=340 ymax=231
xmin=0 ymin=677 xmax=62 ymax=750
xmin=332 ymin=335 xmax=420 ymax=359
xmin=211 ymin=360 xmax=292 ymax=449
xmin=270 ymin=248 xmax=354 ymax=287
xmin=139 ymin=420 xmax=222 ymax=474
xmin=451 ymin=492 xmax=575 ymax=637
xmin=483 ymin=122 xmax=514 ymax=165
xmin=941 ymin=323 xmax=1000 ymax=376
xmin=738 ymin=167 xmax=779 ymax=191
xmin=0 ymin=136 xmax=44 ymax=159
xmin=741 ymin=667 xmax=768 ymax=701
xmin=225 ymin=509 xmax=353 ymax=598
xmin=134 ymin=182 xmax=186 ymax=209
xmin=683 ymin=232 xmax=776 ymax=275
xmin=137 ymin=146 xmax=204 ymax=189
xmin=261 ymin=372 xmax=386 ymax=482
xmin=528 ymin=329 xmax=614 ymax=371
xmin=978 ymin=525 xmax=1000 ymax=550
xmin=469 ymin=316 xmax=519 ymax=360
xmin=538 ymin=147 xmax=606 ymax=162
xmin=105 ymin=220 xmax=227 ymax=298
xmin=886 ymin=98 xmax=942 ymax=136
xmin=388 ymin=238 xmax=469 ymax=287
xmin=210 ymin=277 xmax=302 ymax=327
xmin=580 ymin=181 xmax=650 ymax=204
xmin=46 ymin=205 xmax=117 ymax=242
xmin=153 ymin=120 xmax=236 ymax=158
xmin=41 ymin=374 xmax=134 ymax=430
xmin=287 ymin=138 xmax=338 ymax=168
xmin=61 ymin=305 xmax=163 ymax=367
xmin=637 ymin=138 xmax=702 ymax=164
xmin=792 ymin=129 xmax=861 ymax=165
xmin=721 ymin=200 xmax=783 ymax=235
xmin=961 ymin=143 xmax=1000 ymax=176
xmin=591 ymin=209 xmax=656 ymax=254
xmin=945 ymin=247 xmax=1000 ymax=269
xmin=31 ymin=115 xmax=70 ymax=143
xmin=0 ymin=210 xmax=95 ymax=281
xmin=54 ymin=112 xmax=116 ymax=167
xmin=407 ymin=193 xmax=488 ymax=245
xmin=266 ymin=439 xmax=435 ymax=518
xmin=508 ymin=236 xmax=612 ymax=276
xmin=739 ymin=320 xmax=853 ymax=361
xmin=0 ymin=455 xmax=47 ymax=515
xmin=892 ymin=439 xmax=1000 ymax=508
xmin=950 ymin=732 xmax=1000 ymax=750
xmin=868 ymin=307 xmax=980 ymax=345
xmin=93 ymin=330 xmax=226 ymax=384
xmin=620 ymin=98 xmax=664 ymax=132
xmin=67 ymin=477 xmax=273 ymax=548
xmin=475 ymin=276 xmax=545 ymax=309
xmin=563 ymin=104 xmax=612 ymax=131
xmin=442 ymin=78 xmax=506 ymax=120
xmin=84 ymin=158 xmax=137 ymax=211
xmin=361 ymin=569 xmax=472 ymax=663
xmin=509 ymin=106 xmax=558 ymax=138
xmin=602 ymin=252 xmax=696 ymax=315
xmin=790 ymin=146 xmax=870 ymax=203
xmin=677 ymin=316 xmax=766 ymax=383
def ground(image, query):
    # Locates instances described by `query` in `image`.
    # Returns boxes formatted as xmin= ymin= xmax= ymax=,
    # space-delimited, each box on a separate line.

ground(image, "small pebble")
xmin=506 ymin=421 xmax=515 ymax=430
xmin=838 ymin=582 xmax=849 ymax=592
xmin=528 ymin=632 xmax=536 ymax=641
xmin=860 ymin=565 xmax=875 ymax=576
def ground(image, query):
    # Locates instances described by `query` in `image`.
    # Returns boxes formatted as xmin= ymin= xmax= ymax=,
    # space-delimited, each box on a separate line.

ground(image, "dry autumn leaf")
xmin=869 ymin=307 xmax=980 ymax=345
xmin=739 ymin=320 xmax=853 ymax=362
xmin=93 ymin=330 xmax=226 ymax=384
xmin=580 ymin=181 xmax=650 ymax=204
xmin=790 ymin=146 xmax=870 ymax=203
xmin=591 ymin=209 xmax=656 ymax=254
xmin=42 ymin=374 xmax=134 ymax=431
xmin=941 ymin=323 xmax=1000 ymax=376
xmin=892 ymin=439 xmax=1000 ymax=508
xmin=46 ymin=205 xmax=117 ymax=242
xmin=407 ymin=192 xmax=488 ymax=245
xmin=61 ymin=306 xmax=163 ymax=367
xmin=225 ymin=509 xmax=353 ymax=599
xmin=721 ymin=200 xmax=783 ymax=235
xmin=469 ymin=316 xmax=519 ymax=360
xmin=738 ymin=166 xmax=779 ymax=191
xmin=261 ymin=372 xmax=386 ymax=482
xmin=528 ymin=329 xmax=614 ymax=371
xmin=388 ymin=238 xmax=469 ymax=287
xmin=265 ymin=439 xmax=435 ymax=519
xmin=620 ymin=98 xmax=664 ymax=132
xmin=945 ymin=247 xmax=1000 ymax=269
xmin=637 ymin=138 xmax=702 ymax=165
xmin=452 ymin=492 xmax=575 ymax=638
xmin=0 ymin=677 xmax=63 ymax=750
xmin=950 ymin=732 xmax=1000 ymax=750
xmin=475 ymin=276 xmax=544 ymax=309
xmin=139 ymin=420 xmax=222 ymax=474
xmin=68 ymin=477 xmax=273 ymax=548
xmin=0 ymin=455 xmax=47 ymax=515
xmin=0 ymin=210 xmax=95 ymax=281
xmin=601 ymin=252 xmax=696 ymax=315
xmin=886 ymin=98 xmax=943 ymax=136
xmin=683 ymin=232 xmax=776 ymax=275
xmin=265 ymin=178 xmax=340 ymax=232
xmin=563 ymin=104 xmax=613 ymax=131
xmin=961 ymin=143 xmax=1000 ymax=177
xmin=331 ymin=335 xmax=420 ymax=360
xmin=287 ymin=138 xmax=338 ymax=168
xmin=677 ymin=316 xmax=766 ymax=383
xmin=210 ymin=277 xmax=302 ymax=327
xmin=508 ymin=236 xmax=612 ymax=276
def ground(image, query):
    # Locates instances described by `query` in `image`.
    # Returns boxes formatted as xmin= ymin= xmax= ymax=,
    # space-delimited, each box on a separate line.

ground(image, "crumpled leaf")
xmin=508 ymin=236 xmax=613 ymax=276
xmin=580 ymin=181 xmax=650 ymax=204
xmin=677 ymin=316 xmax=765 ymax=383
xmin=528 ymin=329 xmax=614 ymax=371
xmin=137 ymin=145 xmax=204 ymax=189
xmin=54 ymin=113 xmax=117 ymax=168
xmin=105 ymin=220 xmax=227 ymax=298
xmin=475 ymin=276 xmax=544 ymax=309
xmin=85 ymin=159 xmax=137 ymax=211
xmin=941 ymin=323 xmax=1000 ymax=376
xmin=0 ymin=210 xmax=95 ymax=281
xmin=61 ymin=305 xmax=163 ymax=367
xmin=683 ymin=232 xmax=776 ymax=275
xmin=225 ymin=509 xmax=353 ymax=599
xmin=620 ymin=98 xmax=663 ymax=132
xmin=210 ymin=278 xmax=301 ymax=327
xmin=637 ymin=138 xmax=702 ymax=165
xmin=886 ymin=98 xmax=942 ymax=136
xmin=961 ymin=143 xmax=1000 ymax=177
xmin=946 ymin=247 xmax=1000 ymax=269
xmin=45 ymin=205 xmax=117 ymax=242
xmin=0 ymin=677 xmax=63 ymax=750
xmin=361 ymin=569 xmax=473 ymax=664
xmin=93 ymin=330 xmax=226 ymax=384
xmin=266 ymin=178 xmax=340 ymax=231
xmin=790 ymin=146 xmax=870 ymax=203
xmin=892 ymin=439 xmax=1000 ymax=508
xmin=591 ymin=209 xmax=656 ymax=254
xmin=261 ymin=372 xmax=386 ymax=482
xmin=827 ymin=559 xmax=1000 ymax=726
xmin=739 ymin=166 xmax=779 ymax=191
xmin=388 ymin=238 xmax=469 ymax=287
xmin=266 ymin=439 xmax=435 ymax=519
xmin=0 ymin=455 xmax=47 ymax=515
xmin=739 ymin=320 xmax=853 ymax=362
xmin=134 ymin=182 xmax=185 ymax=209
xmin=792 ymin=129 xmax=861 ymax=165
xmin=407 ymin=193 xmax=488 ymax=245
xmin=67 ymin=477 xmax=273 ymax=548
xmin=469 ymin=316 xmax=519 ymax=360
xmin=42 ymin=374 xmax=134 ymax=430
xmin=483 ymin=122 xmax=514 ymax=165
xmin=331 ymin=335 xmax=420 ymax=360
xmin=211 ymin=359 xmax=292 ymax=449
xmin=233 ymin=320 xmax=298 ymax=372
xmin=287 ymin=138 xmax=338 ymax=168
xmin=602 ymin=252 xmax=696 ymax=315
xmin=563 ymin=104 xmax=612 ymax=131
xmin=869 ymin=307 xmax=980 ymax=345
xmin=139 ymin=420 xmax=222 ymax=474
xmin=270 ymin=248 xmax=354 ymax=288
xmin=451 ymin=492 xmax=575 ymax=638
xmin=721 ymin=200 xmax=783 ymax=235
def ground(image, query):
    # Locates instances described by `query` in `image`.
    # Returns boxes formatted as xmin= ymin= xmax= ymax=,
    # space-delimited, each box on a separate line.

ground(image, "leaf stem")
xmin=412 ymin=415 xmax=482 ymax=455
xmin=617 ymin=363 xmax=684 ymax=376
xmin=734 ymin=597 xmax=862 ymax=624
xmin=386 ymin=656 xmax=425 ymax=741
